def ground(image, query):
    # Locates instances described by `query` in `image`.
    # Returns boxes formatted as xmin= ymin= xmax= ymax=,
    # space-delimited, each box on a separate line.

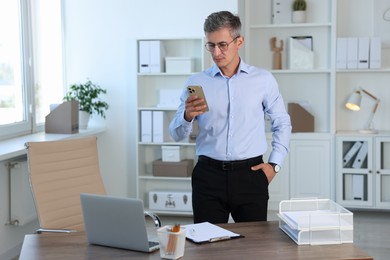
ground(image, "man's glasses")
xmin=205 ymin=36 xmax=240 ymax=52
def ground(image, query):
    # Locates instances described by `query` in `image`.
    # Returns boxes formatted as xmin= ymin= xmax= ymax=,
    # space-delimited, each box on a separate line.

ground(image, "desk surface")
xmin=0 ymin=127 xmax=106 ymax=162
xmin=19 ymin=221 xmax=373 ymax=260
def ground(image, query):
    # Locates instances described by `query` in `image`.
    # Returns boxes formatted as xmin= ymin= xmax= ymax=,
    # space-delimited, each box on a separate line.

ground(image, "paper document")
xmin=184 ymin=222 xmax=241 ymax=243
xmin=281 ymin=210 xmax=352 ymax=230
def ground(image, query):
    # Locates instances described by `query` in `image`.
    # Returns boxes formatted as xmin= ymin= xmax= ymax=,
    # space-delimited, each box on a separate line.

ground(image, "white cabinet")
xmin=290 ymin=137 xmax=331 ymax=199
xmin=336 ymin=133 xmax=390 ymax=209
xmin=265 ymin=135 xmax=332 ymax=211
xmin=265 ymin=137 xmax=289 ymax=210
xmin=136 ymin=38 xmax=207 ymax=215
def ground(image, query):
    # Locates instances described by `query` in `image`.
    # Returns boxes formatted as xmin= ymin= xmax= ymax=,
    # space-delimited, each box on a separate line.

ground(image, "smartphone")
xmin=187 ymin=85 xmax=209 ymax=112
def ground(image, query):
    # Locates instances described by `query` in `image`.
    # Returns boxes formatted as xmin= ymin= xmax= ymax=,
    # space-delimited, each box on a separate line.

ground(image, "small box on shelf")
xmin=149 ymin=190 xmax=192 ymax=212
xmin=152 ymin=159 xmax=193 ymax=177
xmin=162 ymin=146 xmax=183 ymax=162
xmin=165 ymin=57 xmax=194 ymax=73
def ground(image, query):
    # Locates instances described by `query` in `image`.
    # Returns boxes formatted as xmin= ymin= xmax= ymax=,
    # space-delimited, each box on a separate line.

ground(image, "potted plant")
xmin=63 ymin=80 xmax=109 ymax=129
xmin=292 ymin=0 xmax=307 ymax=23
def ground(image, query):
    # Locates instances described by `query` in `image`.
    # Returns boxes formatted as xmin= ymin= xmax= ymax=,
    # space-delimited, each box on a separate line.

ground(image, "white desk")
xmin=0 ymin=127 xmax=106 ymax=162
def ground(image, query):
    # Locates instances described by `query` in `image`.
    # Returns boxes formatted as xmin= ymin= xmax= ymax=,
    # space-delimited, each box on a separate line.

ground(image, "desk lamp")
xmin=345 ymin=88 xmax=380 ymax=134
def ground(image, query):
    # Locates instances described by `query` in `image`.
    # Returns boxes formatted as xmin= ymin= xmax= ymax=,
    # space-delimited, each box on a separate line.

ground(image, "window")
xmin=0 ymin=0 xmax=64 ymax=140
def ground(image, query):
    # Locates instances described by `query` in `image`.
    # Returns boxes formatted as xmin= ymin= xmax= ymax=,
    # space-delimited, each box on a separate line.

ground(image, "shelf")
xmin=137 ymin=72 xmax=196 ymax=76
xmin=250 ymin=23 xmax=332 ymax=29
xmin=138 ymin=142 xmax=195 ymax=146
xmin=138 ymin=107 xmax=178 ymax=111
xmin=270 ymin=69 xmax=332 ymax=74
xmin=139 ymin=176 xmax=191 ymax=181
xmin=336 ymin=68 xmax=390 ymax=73
xmin=136 ymin=38 xmax=203 ymax=211
xmin=144 ymin=209 xmax=193 ymax=216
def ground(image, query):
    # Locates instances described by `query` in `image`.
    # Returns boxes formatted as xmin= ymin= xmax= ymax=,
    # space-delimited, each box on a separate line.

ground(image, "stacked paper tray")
xmin=277 ymin=199 xmax=353 ymax=245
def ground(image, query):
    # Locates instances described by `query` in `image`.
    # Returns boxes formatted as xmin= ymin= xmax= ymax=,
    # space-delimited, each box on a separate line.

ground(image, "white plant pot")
xmin=79 ymin=111 xmax=90 ymax=129
xmin=292 ymin=11 xmax=306 ymax=23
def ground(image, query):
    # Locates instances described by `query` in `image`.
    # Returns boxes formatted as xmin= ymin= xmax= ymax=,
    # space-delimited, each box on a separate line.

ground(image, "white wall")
xmin=0 ymin=2 xmax=238 ymax=259
xmin=62 ymin=0 xmax=238 ymax=198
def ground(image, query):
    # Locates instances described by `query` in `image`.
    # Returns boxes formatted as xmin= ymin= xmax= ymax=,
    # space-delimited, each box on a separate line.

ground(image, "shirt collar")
xmin=210 ymin=58 xmax=250 ymax=77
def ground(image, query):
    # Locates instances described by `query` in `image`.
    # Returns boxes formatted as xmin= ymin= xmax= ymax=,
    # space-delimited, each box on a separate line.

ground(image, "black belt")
xmin=198 ymin=155 xmax=263 ymax=171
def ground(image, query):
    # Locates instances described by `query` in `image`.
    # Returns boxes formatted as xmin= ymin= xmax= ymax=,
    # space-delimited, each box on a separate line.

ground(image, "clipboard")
xmin=184 ymin=222 xmax=244 ymax=244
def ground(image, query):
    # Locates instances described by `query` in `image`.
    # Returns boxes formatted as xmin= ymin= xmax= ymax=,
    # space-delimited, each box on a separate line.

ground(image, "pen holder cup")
xmin=157 ymin=226 xmax=186 ymax=259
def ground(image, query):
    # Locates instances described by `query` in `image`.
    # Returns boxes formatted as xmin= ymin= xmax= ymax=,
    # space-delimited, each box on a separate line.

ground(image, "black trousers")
xmin=192 ymin=155 xmax=269 ymax=224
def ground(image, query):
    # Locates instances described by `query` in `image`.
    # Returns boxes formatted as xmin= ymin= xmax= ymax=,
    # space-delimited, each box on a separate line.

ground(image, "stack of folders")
xmin=140 ymin=110 xmax=171 ymax=143
xmin=343 ymin=141 xmax=368 ymax=169
xmin=336 ymin=37 xmax=381 ymax=69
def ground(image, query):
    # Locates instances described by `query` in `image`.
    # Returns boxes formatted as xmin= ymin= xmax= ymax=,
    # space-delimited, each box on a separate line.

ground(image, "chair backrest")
xmin=26 ymin=136 xmax=106 ymax=232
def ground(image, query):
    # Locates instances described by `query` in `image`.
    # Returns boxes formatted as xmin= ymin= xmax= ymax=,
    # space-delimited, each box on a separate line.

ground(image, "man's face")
xmin=205 ymin=28 xmax=243 ymax=71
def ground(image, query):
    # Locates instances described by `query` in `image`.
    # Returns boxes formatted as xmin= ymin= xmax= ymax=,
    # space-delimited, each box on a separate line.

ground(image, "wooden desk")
xmin=19 ymin=221 xmax=373 ymax=260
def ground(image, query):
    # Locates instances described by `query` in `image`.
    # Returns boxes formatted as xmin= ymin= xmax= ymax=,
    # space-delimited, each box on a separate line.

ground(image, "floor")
xmin=154 ymin=209 xmax=390 ymax=260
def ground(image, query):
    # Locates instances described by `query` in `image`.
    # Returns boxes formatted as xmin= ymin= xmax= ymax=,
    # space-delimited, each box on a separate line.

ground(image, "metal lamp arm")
xmin=360 ymin=88 xmax=380 ymax=131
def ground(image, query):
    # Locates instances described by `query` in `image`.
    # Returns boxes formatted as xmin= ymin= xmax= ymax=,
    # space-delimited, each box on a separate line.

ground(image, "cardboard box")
xmin=149 ymin=190 xmax=192 ymax=212
xmin=165 ymin=57 xmax=193 ymax=73
xmin=162 ymin=146 xmax=183 ymax=162
xmin=288 ymin=103 xmax=314 ymax=133
xmin=45 ymin=101 xmax=79 ymax=134
xmin=152 ymin=159 xmax=193 ymax=177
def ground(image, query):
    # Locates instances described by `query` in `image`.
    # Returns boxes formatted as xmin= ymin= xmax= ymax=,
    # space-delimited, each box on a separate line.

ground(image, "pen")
xmin=209 ymin=236 xmax=231 ymax=242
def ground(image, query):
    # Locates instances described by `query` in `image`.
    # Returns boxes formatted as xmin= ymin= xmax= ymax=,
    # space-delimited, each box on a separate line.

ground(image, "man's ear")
xmin=237 ymin=36 xmax=244 ymax=48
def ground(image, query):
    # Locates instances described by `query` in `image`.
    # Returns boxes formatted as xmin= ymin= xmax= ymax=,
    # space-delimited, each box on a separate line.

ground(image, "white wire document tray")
xmin=277 ymin=199 xmax=353 ymax=245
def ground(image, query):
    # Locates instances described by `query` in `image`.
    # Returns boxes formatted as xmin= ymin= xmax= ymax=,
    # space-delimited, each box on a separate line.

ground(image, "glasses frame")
xmin=205 ymin=35 xmax=240 ymax=52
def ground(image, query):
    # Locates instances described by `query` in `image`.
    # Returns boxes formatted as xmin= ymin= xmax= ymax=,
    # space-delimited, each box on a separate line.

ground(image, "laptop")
xmin=80 ymin=193 xmax=160 ymax=252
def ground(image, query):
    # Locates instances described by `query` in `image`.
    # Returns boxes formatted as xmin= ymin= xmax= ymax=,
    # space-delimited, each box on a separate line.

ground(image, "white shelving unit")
xmin=136 ymin=1 xmax=390 ymax=214
xmin=136 ymin=38 xmax=207 ymax=215
xmin=238 ymin=0 xmax=335 ymax=207
xmin=334 ymin=0 xmax=390 ymax=209
xmin=239 ymin=0 xmax=390 ymax=210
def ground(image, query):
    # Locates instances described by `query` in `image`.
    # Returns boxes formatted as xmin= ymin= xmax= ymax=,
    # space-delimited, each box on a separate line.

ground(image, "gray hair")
xmin=204 ymin=11 xmax=241 ymax=38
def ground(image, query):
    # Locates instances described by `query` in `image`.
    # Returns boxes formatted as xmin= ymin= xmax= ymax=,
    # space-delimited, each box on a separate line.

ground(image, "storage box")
xmin=277 ymin=199 xmax=353 ymax=245
xmin=152 ymin=159 xmax=193 ymax=177
xmin=162 ymin=146 xmax=183 ymax=162
xmin=288 ymin=103 xmax=314 ymax=133
xmin=165 ymin=57 xmax=194 ymax=73
xmin=149 ymin=190 xmax=192 ymax=212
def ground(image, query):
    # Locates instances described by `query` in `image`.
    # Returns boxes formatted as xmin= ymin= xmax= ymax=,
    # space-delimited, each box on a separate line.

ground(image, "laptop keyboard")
xmin=149 ymin=241 xmax=159 ymax=248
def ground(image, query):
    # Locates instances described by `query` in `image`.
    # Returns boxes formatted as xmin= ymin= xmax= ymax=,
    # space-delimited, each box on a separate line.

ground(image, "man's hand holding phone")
xmin=184 ymin=86 xmax=209 ymax=122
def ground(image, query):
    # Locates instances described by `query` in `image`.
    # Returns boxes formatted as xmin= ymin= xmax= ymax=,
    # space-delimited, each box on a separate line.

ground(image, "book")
xmin=272 ymin=0 xmax=294 ymax=24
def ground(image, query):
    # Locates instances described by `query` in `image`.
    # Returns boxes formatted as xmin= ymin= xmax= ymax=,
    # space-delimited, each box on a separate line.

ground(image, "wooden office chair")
xmin=25 ymin=136 xmax=161 ymax=234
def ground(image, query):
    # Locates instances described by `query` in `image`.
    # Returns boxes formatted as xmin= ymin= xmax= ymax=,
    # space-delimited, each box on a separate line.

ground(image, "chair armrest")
xmin=144 ymin=211 xmax=161 ymax=227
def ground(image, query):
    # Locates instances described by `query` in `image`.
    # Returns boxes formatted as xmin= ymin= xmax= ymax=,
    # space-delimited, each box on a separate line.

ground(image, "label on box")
xmin=149 ymin=190 xmax=192 ymax=212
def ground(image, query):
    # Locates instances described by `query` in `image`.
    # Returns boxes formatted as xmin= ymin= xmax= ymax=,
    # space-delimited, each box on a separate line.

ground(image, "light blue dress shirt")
xmin=169 ymin=59 xmax=291 ymax=166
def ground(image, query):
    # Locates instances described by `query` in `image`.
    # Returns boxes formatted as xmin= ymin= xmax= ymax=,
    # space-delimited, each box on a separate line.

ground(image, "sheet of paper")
xmin=184 ymin=222 xmax=240 ymax=243
xmin=282 ymin=210 xmax=352 ymax=230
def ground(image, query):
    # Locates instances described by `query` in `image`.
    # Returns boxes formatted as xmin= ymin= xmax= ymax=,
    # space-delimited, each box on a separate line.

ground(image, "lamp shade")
xmin=345 ymin=91 xmax=362 ymax=111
